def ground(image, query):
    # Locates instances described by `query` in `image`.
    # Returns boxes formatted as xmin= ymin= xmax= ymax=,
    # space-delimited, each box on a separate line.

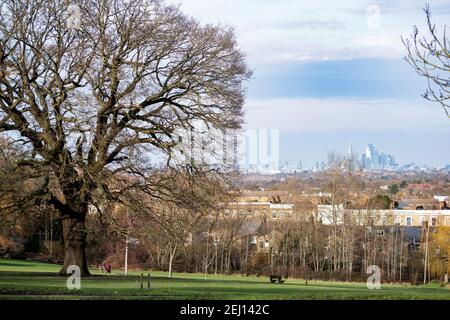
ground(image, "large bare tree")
xmin=403 ymin=4 xmax=450 ymax=119
xmin=0 ymin=0 xmax=250 ymax=275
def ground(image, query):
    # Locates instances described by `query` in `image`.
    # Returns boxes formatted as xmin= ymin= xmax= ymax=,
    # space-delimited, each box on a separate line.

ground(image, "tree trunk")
xmin=168 ymin=244 xmax=177 ymax=279
xmin=59 ymin=212 xmax=90 ymax=276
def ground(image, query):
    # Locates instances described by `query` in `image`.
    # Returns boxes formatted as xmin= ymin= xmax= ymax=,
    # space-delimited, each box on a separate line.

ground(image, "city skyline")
xmin=280 ymin=140 xmax=450 ymax=169
xmin=239 ymin=138 xmax=448 ymax=173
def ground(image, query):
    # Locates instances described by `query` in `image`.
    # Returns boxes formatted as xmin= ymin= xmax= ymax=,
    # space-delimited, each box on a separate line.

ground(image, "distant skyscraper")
xmin=366 ymin=144 xmax=377 ymax=162
xmin=361 ymin=154 xmax=367 ymax=169
xmin=347 ymin=140 xmax=353 ymax=158
xmin=346 ymin=140 xmax=356 ymax=171
xmin=362 ymin=144 xmax=396 ymax=170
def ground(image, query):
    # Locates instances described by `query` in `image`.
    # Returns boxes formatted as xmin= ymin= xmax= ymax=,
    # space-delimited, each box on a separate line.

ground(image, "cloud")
xmin=169 ymin=0 xmax=450 ymax=66
xmin=244 ymin=97 xmax=449 ymax=132
xmin=274 ymin=20 xmax=347 ymax=31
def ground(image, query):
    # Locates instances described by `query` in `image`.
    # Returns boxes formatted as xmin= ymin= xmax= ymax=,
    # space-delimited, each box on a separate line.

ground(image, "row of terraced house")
xmin=222 ymin=190 xmax=450 ymax=227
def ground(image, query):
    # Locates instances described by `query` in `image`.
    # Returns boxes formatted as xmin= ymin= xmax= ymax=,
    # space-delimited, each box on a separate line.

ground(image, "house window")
xmin=406 ymin=217 xmax=412 ymax=226
xmin=432 ymin=217 xmax=437 ymax=226
xmin=435 ymin=245 xmax=441 ymax=255
xmin=272 ymin=211 xmax=277 ymax=218
xmin=377 ymin=230 xmax=385 ymax=237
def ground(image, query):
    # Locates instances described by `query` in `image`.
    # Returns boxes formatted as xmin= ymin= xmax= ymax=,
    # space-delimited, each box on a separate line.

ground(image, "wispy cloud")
xmin=170 ymin=0 xmax=450 ymax=65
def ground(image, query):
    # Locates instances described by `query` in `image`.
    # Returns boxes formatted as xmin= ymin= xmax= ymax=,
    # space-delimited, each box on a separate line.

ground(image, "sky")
xmin=169 ymin=0 xmax=450 ymax=167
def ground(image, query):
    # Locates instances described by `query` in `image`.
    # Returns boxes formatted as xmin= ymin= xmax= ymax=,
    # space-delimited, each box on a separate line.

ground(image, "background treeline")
xmin=2 ymin=203 xmax=448 ymax=285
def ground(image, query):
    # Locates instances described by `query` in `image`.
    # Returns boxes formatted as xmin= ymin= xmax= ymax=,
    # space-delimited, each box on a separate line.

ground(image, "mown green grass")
xmin=0 ymin=258 xmax=448 ymax=300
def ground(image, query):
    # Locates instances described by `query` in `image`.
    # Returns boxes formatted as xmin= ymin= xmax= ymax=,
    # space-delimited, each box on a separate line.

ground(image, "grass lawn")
xmin=0 ymin=258 xmax=448 ymax=300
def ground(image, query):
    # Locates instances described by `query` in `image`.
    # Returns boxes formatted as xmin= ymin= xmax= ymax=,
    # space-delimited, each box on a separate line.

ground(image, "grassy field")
xmin=0 ymin=258 xmax=448 ymax=300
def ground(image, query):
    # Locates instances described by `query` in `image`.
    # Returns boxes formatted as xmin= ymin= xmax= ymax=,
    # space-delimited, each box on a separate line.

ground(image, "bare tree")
xmin=403 ymin=4 xmax=450 ymax=119
xmin=0 ymin=0 xmax=250 ymax=275
xmin=137 ymin=203 xmax=197 ymax=278
xmin=135 ymin=174 xmax=229 ymax=278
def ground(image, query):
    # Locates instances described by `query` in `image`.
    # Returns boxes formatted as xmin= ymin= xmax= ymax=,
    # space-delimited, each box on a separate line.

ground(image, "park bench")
xmin=269 ymin=275 xmax=285 ymax=284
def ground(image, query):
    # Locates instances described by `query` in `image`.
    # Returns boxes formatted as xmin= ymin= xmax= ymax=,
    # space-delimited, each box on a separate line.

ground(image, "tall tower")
xmin=347 ymin=140 xmax=355 ymax=171
xmin=347 ymin=140 xmax=353 ymax=157
xmin=365 ymin=144 xmax=378 ymax=169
